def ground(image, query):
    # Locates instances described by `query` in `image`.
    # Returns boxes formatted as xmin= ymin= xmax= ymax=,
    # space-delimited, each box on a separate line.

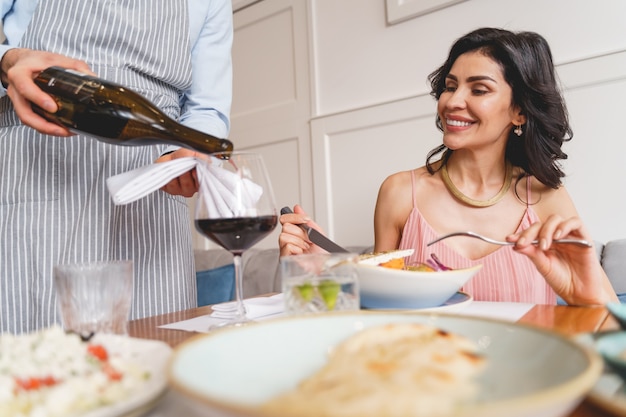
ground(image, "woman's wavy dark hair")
xmin=426 ymin=27 xmax=572 ymax=188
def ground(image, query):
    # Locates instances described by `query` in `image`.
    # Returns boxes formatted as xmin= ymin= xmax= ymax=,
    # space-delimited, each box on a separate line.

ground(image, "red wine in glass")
xmin=194 ymin=152 xmax=277 ymax=329
xmin=195 ymin=215 xmax=277 ymax=255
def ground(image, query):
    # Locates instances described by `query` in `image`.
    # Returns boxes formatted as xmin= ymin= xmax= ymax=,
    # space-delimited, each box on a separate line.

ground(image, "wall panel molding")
xmin=232 ymin=0 xmax=262 ymax=13
xmin=310 ymin=94 xmax=437 ymax=245
xmin=191 ymin=0 xmax=313 ymax=250
xmin=386 ymin=0 xmax=467 ymax=25
xmin=557 ymin=50 xmax=626 ymax=91
xmin=310 ymin=50 xmax=626 ymax=245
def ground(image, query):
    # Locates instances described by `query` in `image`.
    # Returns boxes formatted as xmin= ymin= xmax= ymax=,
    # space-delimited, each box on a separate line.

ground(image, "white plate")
xmin=420 ymin=291 xmax=473 ymax=312
xmin=364 ymin=291 xmax=473 ymax=312
xmin=576 ymin=332 xmax=626 ymax=416
xmin=169 ymin=312 xmax=602 ymax=417
xmin=84 ymin=334 xmax=171 ymax=417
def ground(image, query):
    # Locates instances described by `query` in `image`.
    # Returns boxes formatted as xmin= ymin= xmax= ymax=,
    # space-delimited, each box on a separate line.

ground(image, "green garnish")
xmin=296 ymin=283 xmax=314 ymax=302
xmin=318 ymin=280 xmax=341 ymax=310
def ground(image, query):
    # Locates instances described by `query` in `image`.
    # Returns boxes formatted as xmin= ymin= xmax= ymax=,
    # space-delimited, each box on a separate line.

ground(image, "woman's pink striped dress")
xmin=399 ymin=173 xmax=557 ymax=304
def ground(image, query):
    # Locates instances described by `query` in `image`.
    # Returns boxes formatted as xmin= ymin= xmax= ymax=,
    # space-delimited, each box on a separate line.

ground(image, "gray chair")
xmin=601 ymin=239 xmax=626 ymax=302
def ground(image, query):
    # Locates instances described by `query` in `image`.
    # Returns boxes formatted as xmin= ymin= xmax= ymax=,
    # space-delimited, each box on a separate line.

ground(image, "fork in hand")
xmin=427 ymin=231 xmax=592 ymax=248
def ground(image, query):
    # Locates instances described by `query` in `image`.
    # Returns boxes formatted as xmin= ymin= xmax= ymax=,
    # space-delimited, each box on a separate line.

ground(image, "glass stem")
xmin=232 ymin=254 xmax=247 ymax=321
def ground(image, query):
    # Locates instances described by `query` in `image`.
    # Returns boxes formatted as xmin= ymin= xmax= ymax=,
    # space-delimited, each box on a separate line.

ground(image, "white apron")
xmin=0 ymin=0 xmax=197 ymax=333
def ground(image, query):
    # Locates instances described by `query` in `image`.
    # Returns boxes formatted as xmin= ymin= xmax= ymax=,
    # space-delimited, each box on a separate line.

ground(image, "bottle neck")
xmin=160 ymin=119 xmax=233 ymax=153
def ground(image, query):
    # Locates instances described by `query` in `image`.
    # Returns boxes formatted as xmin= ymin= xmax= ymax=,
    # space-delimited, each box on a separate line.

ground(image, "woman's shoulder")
xmin=521 ymin=174 xmax=577 ymax=218
xmin=380 ymin=166 xmax=441 ymax=201
xmin=376 ymin=167 xmax=427 ymax=206
xmin=381 ymin=166 xmax=430 ymax=187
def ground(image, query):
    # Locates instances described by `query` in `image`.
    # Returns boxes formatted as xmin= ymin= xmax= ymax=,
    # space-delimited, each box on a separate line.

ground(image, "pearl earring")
xmin=514 ymin=124 xmax=523 ymax=137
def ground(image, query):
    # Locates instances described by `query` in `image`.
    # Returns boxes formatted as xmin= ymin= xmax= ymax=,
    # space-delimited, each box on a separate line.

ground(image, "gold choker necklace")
xmin=441 ymin=162 xmax=513 ymax=208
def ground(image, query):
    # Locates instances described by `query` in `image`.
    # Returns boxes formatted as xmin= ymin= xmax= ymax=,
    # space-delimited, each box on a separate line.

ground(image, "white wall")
xmin=311 ymin=0 xmax=626 ymax=116
xmin=201 ymin=0 xmax=626 ymax=251
xmin=305 ymin=0 xmax=626 ymax=246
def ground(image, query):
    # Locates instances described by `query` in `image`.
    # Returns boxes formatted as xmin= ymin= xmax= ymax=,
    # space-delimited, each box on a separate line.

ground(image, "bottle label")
xmin=38 ymin=70 xmax=100 ymax=100
xmin=63 ymin=69 xmax=89 ymax=78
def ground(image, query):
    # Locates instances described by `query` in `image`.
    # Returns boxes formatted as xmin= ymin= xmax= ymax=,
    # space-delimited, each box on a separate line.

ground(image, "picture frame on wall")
xmin=386 ymin=0 xmax=468 ymax=25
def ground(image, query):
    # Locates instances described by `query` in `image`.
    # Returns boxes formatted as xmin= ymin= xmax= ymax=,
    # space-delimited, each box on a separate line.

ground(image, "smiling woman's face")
xmin=437 ymin=51 xmax=524 ymax=152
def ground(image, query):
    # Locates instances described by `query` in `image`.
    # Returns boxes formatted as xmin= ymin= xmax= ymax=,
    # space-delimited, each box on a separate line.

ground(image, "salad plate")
xmin=0 ymin=329 xmax=171 ymax=417
xmin=84 ymin=334 xmax=172 ymax=417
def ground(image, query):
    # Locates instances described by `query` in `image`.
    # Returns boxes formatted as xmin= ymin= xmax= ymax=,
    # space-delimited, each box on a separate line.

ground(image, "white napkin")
xmin=106 ymin=156 xmax=263 ymax=216
xmin=158 ymin=293 xmax=285 ymax=333
xmin=211 ymin=293 xmax=284 ymax=319
xmin=195 ymin=157 xmax=263 ymax=217
xmin=106 ymin=157 xmax=197 ymax=205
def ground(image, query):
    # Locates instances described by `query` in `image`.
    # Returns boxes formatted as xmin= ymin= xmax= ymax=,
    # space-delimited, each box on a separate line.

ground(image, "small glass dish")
xmin=606 ymin=302 xmax=626 ymax=329
xmin=594 ymin=331 xmax=626 ymax=382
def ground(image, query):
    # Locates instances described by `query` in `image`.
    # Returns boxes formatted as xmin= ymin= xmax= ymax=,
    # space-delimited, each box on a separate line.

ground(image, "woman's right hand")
xmin=508 ymin=215 xmax=617 ymax=305
xmin=278 ymin=204 xmax=328 ymax=256
xmin=1 ymin=48 xmax=95 ymax=136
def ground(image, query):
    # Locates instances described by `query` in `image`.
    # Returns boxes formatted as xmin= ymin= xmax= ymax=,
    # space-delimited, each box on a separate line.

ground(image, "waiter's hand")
xmin=156 ymin=148 xmax=209 ymax=197
xmin=1 ymin=48 xmax=94 ymax=136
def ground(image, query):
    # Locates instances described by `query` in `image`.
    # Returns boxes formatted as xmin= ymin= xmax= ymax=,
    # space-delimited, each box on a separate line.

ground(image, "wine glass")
xmin=194 ymin=152 xmax=277 ymax=328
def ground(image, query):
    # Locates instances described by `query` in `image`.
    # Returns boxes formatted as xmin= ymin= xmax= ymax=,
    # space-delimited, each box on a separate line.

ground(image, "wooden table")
xmin=129 ymin=304 xmax=621 ymax=417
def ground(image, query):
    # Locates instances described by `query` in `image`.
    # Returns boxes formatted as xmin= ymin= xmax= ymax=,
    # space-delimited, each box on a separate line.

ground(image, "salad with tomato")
xmin=0 ymin=326 xmax=149 ymax=417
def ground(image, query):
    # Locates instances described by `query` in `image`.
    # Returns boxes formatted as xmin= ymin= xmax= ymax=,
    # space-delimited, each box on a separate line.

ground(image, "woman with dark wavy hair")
xmin=426 ymin=27 xmax=570 ymax=188
xmin=279 ymin=28 xmax=616 ymax=305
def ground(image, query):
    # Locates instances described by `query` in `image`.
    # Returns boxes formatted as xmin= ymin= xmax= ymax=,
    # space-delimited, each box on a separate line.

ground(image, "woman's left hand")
xmin=507 ymin=215 xmax=617 ymax=305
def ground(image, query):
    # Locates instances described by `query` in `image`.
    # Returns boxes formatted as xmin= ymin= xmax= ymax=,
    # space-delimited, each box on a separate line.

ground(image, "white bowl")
xmin=356 ymin=263 xmax=482 ymax=309
xmin=168 ymin=312 xmax=602 ymax=417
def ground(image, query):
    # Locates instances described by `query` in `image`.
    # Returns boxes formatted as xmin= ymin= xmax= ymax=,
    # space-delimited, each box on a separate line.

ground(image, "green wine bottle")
xmin=32 ymin=66 xmax=233 ymax=155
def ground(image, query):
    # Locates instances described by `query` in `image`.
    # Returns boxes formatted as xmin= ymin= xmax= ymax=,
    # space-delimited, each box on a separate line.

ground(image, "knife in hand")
xmin=280 ymin=207 xmax=349 ymax=253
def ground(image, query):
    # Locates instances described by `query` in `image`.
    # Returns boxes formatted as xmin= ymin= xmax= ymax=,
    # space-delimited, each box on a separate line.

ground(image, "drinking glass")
xmin=53 ymin=260 xmax=134 ymax=337
xmin=281 ymin=253 xmax=360 ymax=315
xmin=194 ymin=152 xmax=277 ymax=328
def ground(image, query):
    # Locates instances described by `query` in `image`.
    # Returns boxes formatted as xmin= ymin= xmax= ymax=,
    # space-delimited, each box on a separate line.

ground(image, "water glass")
xmin=53 ymin=260 xmax=134 ymax=335
xmin=281 ymin=253 xmax=360 ymax=315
